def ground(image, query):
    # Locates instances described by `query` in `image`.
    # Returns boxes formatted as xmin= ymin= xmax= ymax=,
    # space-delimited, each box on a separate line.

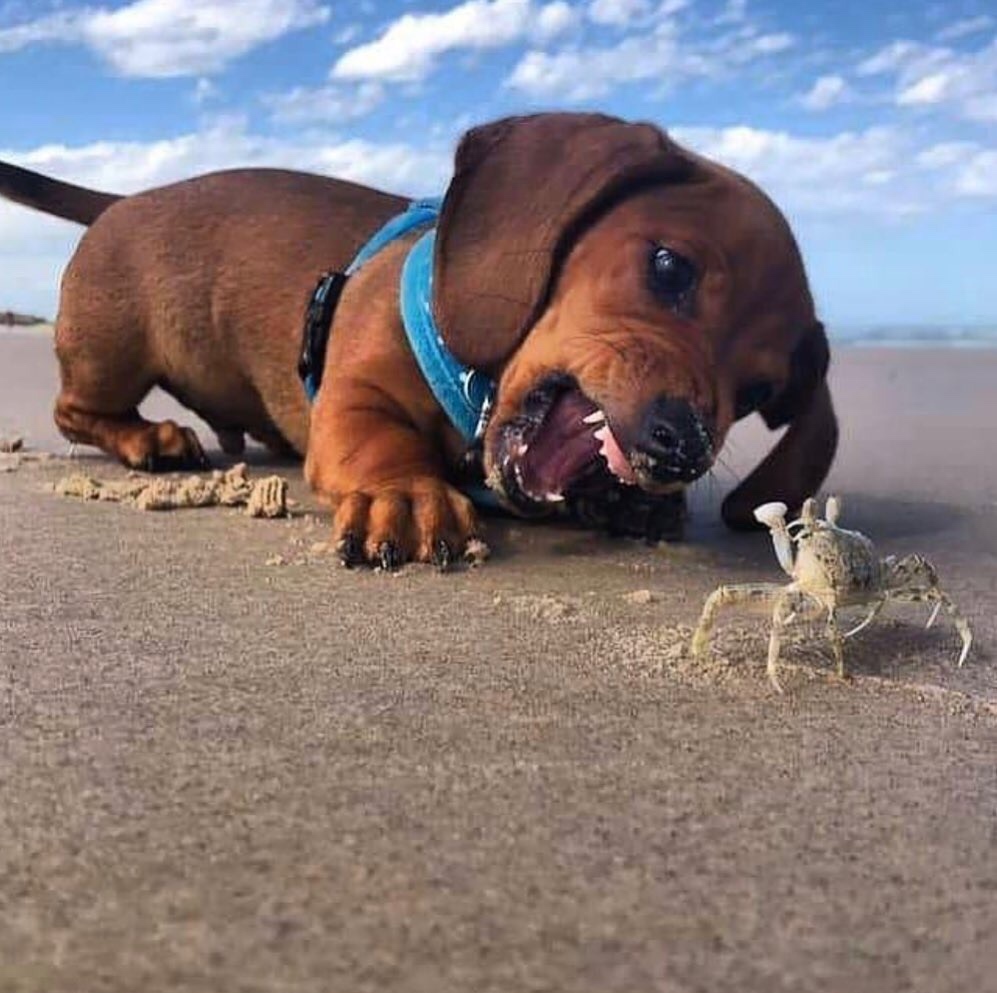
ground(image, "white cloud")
xmin=263 ymin=82 xmax=385 ymax=123
xmin=675 ymin=126 xmax=902 ymax=204
xmin=862 ymin=169 xmax=894 ymax=186
xmin=332 ymin=0 xmax=574 ymax=83
xmin=954 ymin=149 xmax=997 ymax=196
xmin=506 ymin=19 xmax=792 ymax=99
xmin=0 ymin=121 xmax=451 ymax=315
xmin=913 ymin=142 xmax=997 ymax=197
xmin=715 ymin=0 xmax=747 ymax=25
xmin=936 ymin=15 xmax=994 ymax=43
xmin=735 ymin=30 xmax=793 ymax=58
xmin=858 ymin=36 xmax=997 ymax=123
xmin=856 ymin=40 xmax=920 ymax=76
xmin=798 ymin=74 xmax=850 ymax=110
xmin=916 ymin=141 xmax=977 ymax=168
xmin=0 ymin=9 xmax=75 ymax=51
xmin=0 ymin=0 xmax=330 ymax=77
xmin=4 ymin=119 xmax=451 ymax=202
xmin=587 ymin=0 xmax=650 ymax=27
xmin=536 ymin=1 xmax=579 ymax=38
xmin=507 ymin=27 xmax=683 ymax=99
xmin=192 ymin=77 xmax=218 ymax=105
xmin=897 ymin=71 xmax=949 ymax=105
xmin=333 ymin=22 xmax=361 ymax=46
xmin=671 ymin=124 xmax=996 ymax=217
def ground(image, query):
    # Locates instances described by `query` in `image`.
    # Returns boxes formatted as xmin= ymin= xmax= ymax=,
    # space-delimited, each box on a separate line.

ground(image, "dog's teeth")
xmin=582 ymin=409 xmax=606 ymax=425
xmin=516 ymin=443 xmax=529 ymax=457
xmin=544 ymin=492 xmax=565 ymax=503
xmin=593 ymin=426 xmax=607 ymax=442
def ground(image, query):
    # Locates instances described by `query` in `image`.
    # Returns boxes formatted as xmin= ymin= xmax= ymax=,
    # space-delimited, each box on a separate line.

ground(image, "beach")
xmin=1 ymin=329 xmax=995 ymax=992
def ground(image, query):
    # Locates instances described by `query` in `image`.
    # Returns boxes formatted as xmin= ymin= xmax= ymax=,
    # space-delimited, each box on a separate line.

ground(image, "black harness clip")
xmin=298 ymin=270 xmax=348 ymax=399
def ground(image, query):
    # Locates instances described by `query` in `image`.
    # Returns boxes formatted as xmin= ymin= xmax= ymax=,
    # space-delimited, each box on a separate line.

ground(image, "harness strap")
xmin=297 ymin=198 xmax=500 ymax=507
xmin=346 ymin=197 xmax=442 ymax=275
xmin=399 ymin=229 xmax=494 ymax=443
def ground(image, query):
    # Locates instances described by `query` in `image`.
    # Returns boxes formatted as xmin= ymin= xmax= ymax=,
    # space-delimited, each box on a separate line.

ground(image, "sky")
xmin=0 ymin=0 xmax=995 ymax=332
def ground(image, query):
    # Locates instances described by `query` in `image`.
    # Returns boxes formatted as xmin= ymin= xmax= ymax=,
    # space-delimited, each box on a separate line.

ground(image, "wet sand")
xmin=1 ymin=329 xmax=995 ymax=992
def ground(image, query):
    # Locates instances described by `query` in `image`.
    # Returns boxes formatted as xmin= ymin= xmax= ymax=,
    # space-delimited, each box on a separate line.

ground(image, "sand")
xmin=52 ymin=464 xmax=290 ymax=516
xmin=1 ymin=327 xmax=995 ymax=992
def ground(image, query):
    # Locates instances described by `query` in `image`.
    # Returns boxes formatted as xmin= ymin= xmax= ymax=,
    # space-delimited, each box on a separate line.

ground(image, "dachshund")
xmin=0 ymin=112 xmax=837 ymax=568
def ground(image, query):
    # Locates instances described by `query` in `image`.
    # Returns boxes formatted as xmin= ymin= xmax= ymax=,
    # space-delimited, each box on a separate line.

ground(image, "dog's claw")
xmin=432 ymin=539 xmax=453 ymax=572
xmin=336 ymin=531 xmax=362 ymax=569
xmin=328 ymin=481 xmax=483 ymax=571
xmin=377 ymin=541 xmax=402 ymax=572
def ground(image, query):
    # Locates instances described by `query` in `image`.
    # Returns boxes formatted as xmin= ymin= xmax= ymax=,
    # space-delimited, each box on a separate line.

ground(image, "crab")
xmin=690 ymin=496 xmax=972 ymax=692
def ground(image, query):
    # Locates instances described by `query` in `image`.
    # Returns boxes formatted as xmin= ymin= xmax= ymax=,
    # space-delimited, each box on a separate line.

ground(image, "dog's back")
xmin=2 ymin=164 xmax=404 ymax=459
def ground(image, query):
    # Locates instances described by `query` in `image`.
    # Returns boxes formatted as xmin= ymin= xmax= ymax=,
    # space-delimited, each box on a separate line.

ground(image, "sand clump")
xmin=53 ymin=463 xmax=289 ymax=517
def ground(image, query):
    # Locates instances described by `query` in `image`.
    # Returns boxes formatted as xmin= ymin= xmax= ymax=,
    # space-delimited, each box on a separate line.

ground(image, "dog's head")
xmin=434 ymin=113 xmax=837 ymax=532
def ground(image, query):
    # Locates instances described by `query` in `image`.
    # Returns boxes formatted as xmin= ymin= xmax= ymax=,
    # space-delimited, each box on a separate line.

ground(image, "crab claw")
xmin=754 ymin=502 xmax=788 ymax=529
xmin=800 ymin=498 xmax=818 ymax=527
xmin=825 ymin=495 xmax=842 ymax=525
xmin=755 ymin=502 xmax=795 ymax=576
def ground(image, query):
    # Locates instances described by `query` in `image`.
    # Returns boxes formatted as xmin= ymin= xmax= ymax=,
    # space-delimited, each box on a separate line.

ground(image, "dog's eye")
xmin=649 ymin=245 xmax=697 ymax=313
xmin=735 ymin=381 xmax=775 ymax=419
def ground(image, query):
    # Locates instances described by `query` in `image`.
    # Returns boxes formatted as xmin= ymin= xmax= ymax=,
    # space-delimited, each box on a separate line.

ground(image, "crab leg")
xmin=843 ymin=599 xmax=885 ymax=639
xmin=766 ymin=590 xmax=802 ymax=694
xmin=824 ymin=607 xmax=846 ymax=679
xmin=690 ymin=583 xmax=784 ymax=659
xmin=887 ymin=588 xmax=973 ymax=667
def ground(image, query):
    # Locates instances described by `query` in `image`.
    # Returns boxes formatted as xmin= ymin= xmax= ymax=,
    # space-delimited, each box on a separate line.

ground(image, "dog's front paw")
xmin=330 ymin=478 xmax=489 ymax=571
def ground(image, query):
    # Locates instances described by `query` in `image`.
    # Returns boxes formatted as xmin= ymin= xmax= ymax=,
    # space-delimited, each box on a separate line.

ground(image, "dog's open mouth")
xmin=489 ymin=375 xmax=638 ymax=515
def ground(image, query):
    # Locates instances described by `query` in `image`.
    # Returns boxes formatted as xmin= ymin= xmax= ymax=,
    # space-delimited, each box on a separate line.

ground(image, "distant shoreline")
xmin=832 ymin=329 xmax=997 ymax=348
xmin=0 ymin=312 xmax=49 ymax=328
xmin=2 ymin=323 xmax=996 ymax=349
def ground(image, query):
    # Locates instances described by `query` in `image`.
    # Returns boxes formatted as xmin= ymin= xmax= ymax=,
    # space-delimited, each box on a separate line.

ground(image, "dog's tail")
xmin=0 ymin=161 xmax=120 ymax=226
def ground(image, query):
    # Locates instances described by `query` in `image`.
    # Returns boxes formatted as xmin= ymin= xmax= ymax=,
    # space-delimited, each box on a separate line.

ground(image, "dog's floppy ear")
xmin=722 ymin=322 xmax=838 ymax=530
xmin=433 ymin=113 xmax=691 ymax=373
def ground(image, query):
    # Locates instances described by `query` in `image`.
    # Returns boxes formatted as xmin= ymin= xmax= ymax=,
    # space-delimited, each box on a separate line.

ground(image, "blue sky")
xmin=1 ymin=0 xmax=995 ymax=331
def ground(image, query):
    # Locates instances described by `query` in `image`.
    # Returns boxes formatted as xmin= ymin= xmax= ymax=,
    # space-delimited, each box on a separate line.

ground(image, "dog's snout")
xmin=634 ymin=396 xmax=714 ymax=483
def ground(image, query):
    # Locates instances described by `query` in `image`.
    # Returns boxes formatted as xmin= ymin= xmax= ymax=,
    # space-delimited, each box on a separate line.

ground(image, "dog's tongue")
xmin=595 ymin=421 xmax=637 ymax=485
xmin=519 ymin=390 xmax=636 ymax=499
xmin=518 ymin=391 xmax=601 ymax=499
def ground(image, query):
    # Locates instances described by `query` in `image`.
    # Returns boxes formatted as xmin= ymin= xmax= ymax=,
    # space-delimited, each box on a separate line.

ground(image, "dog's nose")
xmin=634 ymin=396 xmax=714 ymax=483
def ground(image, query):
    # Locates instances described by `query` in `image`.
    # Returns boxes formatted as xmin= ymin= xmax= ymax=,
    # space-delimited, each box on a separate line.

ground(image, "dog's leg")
xmin=213 ymin=428 xmax=246 ymax=456
xmin=53 ymin=324 xmax=209 ymax=472
xmin=306 ymin=402 xmax=487 ymax=571
xmin=55 ymin=399 xmax=209 ymax=472
xmin=248 ymin=427 xmax=299 ymax=460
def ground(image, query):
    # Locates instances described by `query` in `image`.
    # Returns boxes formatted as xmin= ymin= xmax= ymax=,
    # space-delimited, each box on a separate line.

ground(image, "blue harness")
xmin=297 ymin=198 xmax=499 ymax=505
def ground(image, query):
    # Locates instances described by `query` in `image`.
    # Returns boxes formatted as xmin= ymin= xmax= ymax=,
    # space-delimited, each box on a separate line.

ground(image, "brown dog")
xmin=0 ymin=113 xmax=836 ymax=567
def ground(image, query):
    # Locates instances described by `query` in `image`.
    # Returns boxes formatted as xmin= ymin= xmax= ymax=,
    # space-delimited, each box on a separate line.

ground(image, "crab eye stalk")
xmin=649 ymin=245 xmax=697 ymax=314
